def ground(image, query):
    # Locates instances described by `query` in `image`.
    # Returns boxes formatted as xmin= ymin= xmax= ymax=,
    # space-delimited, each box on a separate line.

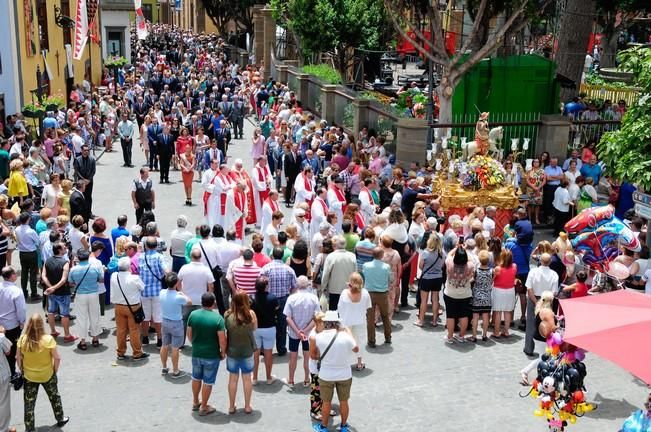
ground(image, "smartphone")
xmin=459 ymin=236 xmax=465 ymax=244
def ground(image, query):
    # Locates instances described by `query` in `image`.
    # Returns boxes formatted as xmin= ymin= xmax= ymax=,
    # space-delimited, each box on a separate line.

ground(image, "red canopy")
xmin=560 ymin=290 xmax=651 ymax=385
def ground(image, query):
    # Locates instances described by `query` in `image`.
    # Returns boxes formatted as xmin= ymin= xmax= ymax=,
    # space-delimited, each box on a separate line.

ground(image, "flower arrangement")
xmin=105 ymin=55 xmax=128 ymax=68
xmin=462 ymin=155 xmax=506 ymax=190
xmin=44 ymin=95 xmax=65 ymax=110
xmin=22 ymin=102 xmax=46 ymax=118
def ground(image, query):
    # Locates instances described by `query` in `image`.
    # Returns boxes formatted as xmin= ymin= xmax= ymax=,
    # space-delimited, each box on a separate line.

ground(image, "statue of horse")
xmin=465 ymin=126 xmax=503 ymax=160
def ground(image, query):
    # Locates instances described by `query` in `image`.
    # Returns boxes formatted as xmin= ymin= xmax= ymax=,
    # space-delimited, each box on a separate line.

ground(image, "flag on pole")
xmin=73 ymin=0 xmax=89 ymax=60
xmin=87 ymin=0 xmax=101 ymax=44
xmin=134 ymin=0 xmax=148 ymax=40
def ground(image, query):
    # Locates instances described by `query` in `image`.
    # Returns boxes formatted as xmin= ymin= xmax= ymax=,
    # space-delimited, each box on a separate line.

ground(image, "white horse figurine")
xmin=465 ymin=126 xmax=503 ymax=160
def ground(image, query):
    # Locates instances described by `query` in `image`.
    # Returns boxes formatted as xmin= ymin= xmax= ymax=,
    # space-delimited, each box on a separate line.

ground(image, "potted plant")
xmin=44 ymin=95 xmax=65 ymax=112
xmin=22 ymin=103 xmax=46 ymax=118
xmin=104 ymin=56 xmax=128 ymax=69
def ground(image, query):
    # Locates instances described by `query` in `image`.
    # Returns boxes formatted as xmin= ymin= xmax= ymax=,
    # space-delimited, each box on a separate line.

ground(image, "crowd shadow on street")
xmin=588 ymin=393 xmax=640 ymax=420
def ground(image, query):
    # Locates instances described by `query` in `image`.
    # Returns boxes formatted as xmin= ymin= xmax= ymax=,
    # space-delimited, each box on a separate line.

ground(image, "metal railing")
xmin=568 ymin=119 xmax=621 ymax=150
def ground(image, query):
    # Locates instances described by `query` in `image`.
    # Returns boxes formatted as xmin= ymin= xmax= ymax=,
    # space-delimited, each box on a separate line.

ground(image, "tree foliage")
xmin=270 ymin=0 xmax=389 ymax=73
xmin=201 ymin=0 xmax=262 ymax=36
xmin=598 ymin=47 xmax=651 ymax=190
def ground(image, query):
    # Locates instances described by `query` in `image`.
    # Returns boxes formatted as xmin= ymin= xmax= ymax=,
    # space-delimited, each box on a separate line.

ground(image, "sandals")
xmin=192 ymin=402 xmax=201 ymax=412
xmin=303 ymin=380 xmax=311 ymax=387
xmin=244 ymin=407 xmax=253 ymax=414
xmin=77 ymin=341 xmax=88 ymax=351
xmin=502 ymin=332 xmax=511 ymax=338
xmin=199 ymin=405 xmax=216 ymax=416
xmin=91 ymin=340 xmax=100 ymax=348
xmin=467 ymin=336 xmax=478 ymax=343
xmin=412 ymin=320 xmax=423 ymax=327
xmin=481 ymin=336 xmax=489 ymax=342
xmin=354 ymin=363 xmax=366 ymax=371
xmin=228 ymin=406 xmax=237 ymax=415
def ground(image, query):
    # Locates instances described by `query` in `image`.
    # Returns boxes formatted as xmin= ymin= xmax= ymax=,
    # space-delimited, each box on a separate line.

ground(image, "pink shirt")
xmin=494 ymin=264 xmax=517 ymax=289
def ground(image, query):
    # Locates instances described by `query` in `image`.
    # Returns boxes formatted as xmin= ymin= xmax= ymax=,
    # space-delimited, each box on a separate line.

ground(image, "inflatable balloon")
xmin=564 ymin=205 xmax=641 ymax=270
xmin=607 ymin=261 xmax=631 ymax=280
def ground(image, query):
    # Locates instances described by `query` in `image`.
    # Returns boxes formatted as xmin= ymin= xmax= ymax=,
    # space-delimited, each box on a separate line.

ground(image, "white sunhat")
xmin=323 ymin=310 xmax=341 ymax=323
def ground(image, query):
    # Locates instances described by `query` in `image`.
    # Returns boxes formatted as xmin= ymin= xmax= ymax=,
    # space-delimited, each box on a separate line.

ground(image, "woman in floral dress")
xmin=526 ymin=158 xmax=546 ymax=225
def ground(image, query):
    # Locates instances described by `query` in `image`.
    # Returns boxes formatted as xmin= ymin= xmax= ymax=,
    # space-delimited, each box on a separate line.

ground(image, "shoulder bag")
xmin=70 ymin=264 xmax=91 ymax=302
xmin=317 ymin=330 xmax=339 ymax=372
xmin=417 ymin=252 xmax=441 ymax=290
xmin=143 ymin=253 xmax=164 ymax=288
xmin=116 ymin=274 xmax=146 ymax=323
xmin=199 ymin=242 xmax=224 ymax=280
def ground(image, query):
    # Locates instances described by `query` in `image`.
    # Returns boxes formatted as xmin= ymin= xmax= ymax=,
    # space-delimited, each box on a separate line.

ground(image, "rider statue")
xmin=475 ymin=112 xmax=490 ymax=156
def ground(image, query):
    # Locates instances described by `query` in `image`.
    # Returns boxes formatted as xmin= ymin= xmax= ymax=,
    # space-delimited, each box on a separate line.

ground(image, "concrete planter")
xmin=396 ymin=117 xmax=429 ymax=166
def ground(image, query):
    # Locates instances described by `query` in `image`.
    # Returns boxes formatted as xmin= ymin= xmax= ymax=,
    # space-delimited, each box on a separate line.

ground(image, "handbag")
xmin=317 ymin=330 xmax=339 ymax=372
xmin=116 ymin=274 xmax=146 ymax=323
xmin=70 ymin=264 xmax=91 ymax=302
xmin=417 ymin=252 xmax=441 ymax=290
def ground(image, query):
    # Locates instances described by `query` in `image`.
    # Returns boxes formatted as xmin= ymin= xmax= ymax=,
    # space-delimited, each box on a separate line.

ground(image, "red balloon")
xmin=573 ymin=390 xmax=584 ymax=403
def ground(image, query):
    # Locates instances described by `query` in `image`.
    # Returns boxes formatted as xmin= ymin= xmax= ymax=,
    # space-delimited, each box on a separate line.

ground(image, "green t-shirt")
xmin=282 ymin=246 xmax=292 ymax=262
xmin=343 ymin=233 xmax=360 ymax=253
xmin=0 ymin=149 xmax=9 ymax=181
xmin=187 ymin=308 xmax=225 ymax=359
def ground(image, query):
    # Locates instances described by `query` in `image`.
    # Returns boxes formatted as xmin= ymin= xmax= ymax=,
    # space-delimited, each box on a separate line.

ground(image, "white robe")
xmin=327 ymin=187 xmax=345 ymax=233
xmin=260 ymin=199 xmax=278 ymax=237
xmin=202 ymin=169 xmax=220 ymax=228
xmin=359 ymin=187 xmax=376 ymax=226
xmin=208 ymin=172 xmax=234 ymax=228
xmin=223 ymin=188 xmax=247 ymax=243
xmin=310 ymin=197 xmax=329 ymax=239
xmin=251 ymin=164 xmax=272 ymax=228
xmin=293 ymin=173 xmax=315 ymax=208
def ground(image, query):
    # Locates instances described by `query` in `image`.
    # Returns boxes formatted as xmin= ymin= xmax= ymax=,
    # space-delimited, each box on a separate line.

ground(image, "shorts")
xmin=254 ymin=327 xmax=276 ymax=350
xmin=191 ymin=357 xmax=220 ymax=385
xmin=141 ymin=296 xmax=162 ymax=323
xmin=226 ymin=356 xmax=254 ymax=374
xmin=47 ymin=294 xmax=71 ymax=316
xmin=319 ymin=377 xmax=352 ymax=402
xmin=288 ymin=336 xmax=309 ymax=352
xmin=419 ymin=278 xmax=443 ymax=292
xmin=161 ymin=318 xmax=184 ymax=348
xmin=443 ymin=295 xmax=471 ymax=319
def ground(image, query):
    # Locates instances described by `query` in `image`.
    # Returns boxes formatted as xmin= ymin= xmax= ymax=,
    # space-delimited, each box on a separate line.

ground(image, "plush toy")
xmin=548 ymin=418 xmax=568 ymax=431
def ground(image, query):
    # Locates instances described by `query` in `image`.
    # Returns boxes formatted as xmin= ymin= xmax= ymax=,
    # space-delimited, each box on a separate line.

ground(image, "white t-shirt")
xmin=263 ymin=225 xmax=278 ymax=254
xmin=196 ymin=239 xmax=220 ymax=270
xmin=315 ymin=329 xmax=356 ymax=381
xmin=482 ymin=217 xmax=496 ymax=237
xmin=337 ymin=289 xmax=372 ymax=327
xmin=642 ymin=269 xmax=651 ymax=295
xmin=525 ymin=266 xmax=559 ymax=296
xmin=178 ymin=261 xmax=215 ymax=304
xmin=553 ymin=187 xmax=571 ymax=212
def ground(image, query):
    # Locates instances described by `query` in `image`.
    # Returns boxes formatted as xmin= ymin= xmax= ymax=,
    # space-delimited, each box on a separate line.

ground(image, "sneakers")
xmin=170 ymin=370 xmax=185 ymax=379
xmin=117 ymin=354 xmax=127 ymax=361
xmin=156 ymin=339 xmax=163 ymax=348
xmin=57 ymin=416 xmax=70 ymax=428
xmin=141 ymin=336 xmax=149 ymax=345
xmin=453 ymin=335 xmax=467 ymax=343
xmin=161 ymin=367 xmax=169 ymax=375
xmin=339 ymin=424 xmax=351 ymax=432
xmin=312 ymin=424 xmax=328 ymax=432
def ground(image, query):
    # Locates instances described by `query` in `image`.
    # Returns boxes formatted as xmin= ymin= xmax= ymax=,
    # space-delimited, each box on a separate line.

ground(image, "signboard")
xmin=633 ymin=191 xmax=651 ymax=206
xmin=635 ymin=204 xmax=651 ymax=220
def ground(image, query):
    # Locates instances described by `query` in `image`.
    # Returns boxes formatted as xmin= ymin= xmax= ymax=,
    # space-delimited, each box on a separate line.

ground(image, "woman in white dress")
xmin=41 ymin=174 xmax=62 ymax=217
xmin=337 ymin=272 xmax=371 ymax=370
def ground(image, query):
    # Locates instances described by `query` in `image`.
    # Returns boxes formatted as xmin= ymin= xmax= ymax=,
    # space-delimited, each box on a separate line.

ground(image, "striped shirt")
xmin=231 ymin=263 xmax=262 ymax=296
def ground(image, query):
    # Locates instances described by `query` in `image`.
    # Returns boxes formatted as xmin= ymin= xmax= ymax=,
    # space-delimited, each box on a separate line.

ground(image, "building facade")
xmin=3 ymin=0 xmax=101 ymax=116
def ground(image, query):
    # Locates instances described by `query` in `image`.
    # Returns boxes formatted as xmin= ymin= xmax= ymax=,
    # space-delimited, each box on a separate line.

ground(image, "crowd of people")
xmin=0 ymin=24 xmax=649 ymax=432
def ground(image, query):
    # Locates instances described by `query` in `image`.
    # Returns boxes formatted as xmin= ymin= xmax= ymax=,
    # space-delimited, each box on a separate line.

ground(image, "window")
xmin=61 ymin=0 xmax=72 ymax=46
xmin=36 ymin=0 xmax=49 ymax=50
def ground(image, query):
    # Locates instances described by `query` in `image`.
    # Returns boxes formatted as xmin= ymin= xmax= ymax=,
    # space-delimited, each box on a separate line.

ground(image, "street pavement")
xmin=8 ymin=118 xmax=649 ymax=431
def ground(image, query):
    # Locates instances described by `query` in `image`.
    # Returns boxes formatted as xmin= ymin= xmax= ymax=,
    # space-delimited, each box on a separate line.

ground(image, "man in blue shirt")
xmin=362 ymin=248 xmax=393 ymax=347
xmin=138 ymin=236 xmax=169 ymax=347
xmin=68 ymin=248 xmax=103 ymax=350
xmin=580 ymin=154 xmax=602 ymax=186
xmin=14 ymin=212 xmax=41 ymax=300
xmin=110 ymin=215 xmax=130 ymax=246
xmin=43 ymin=112 xmax=58 ymax=130
xmin=159 ymin=272 xmax=191 ymax=377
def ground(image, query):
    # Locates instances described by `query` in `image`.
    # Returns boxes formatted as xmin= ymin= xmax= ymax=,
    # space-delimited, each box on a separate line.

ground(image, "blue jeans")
xmin=191 ymin=357 xmax=220 ymax=385
xmin=275 ymin=295 xmax=289 ymax=355
xmin=172 ymin=256 xmax=186 ymax=274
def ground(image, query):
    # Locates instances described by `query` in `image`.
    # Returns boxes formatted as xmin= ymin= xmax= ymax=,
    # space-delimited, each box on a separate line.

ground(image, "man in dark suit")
xmin=202 ymin=141 xmax=224 ymax=170
xmin=133 ymin=96 xmax=149 ymax=127
xmin=70 ymin=180 xmax=90 ymax=222
xmin=214 ymin=119 xmax=231 ymax=157
xmin=283 ymin=143 xmax=302 ymax=206
xmin=73 ymin=145 xmax=96 ymax=218
xmin=230 ymin=95 xmax=245 ymax=139
xmin=147 ymin=118 xmax=162 ymax=171
xmin=156 ymin=124 xmax=175 ymax=184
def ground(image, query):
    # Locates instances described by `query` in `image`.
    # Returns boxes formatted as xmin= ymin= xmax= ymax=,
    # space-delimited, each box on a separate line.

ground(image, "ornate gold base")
xmin=433 ymin=174 xmax=520 ymax=209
